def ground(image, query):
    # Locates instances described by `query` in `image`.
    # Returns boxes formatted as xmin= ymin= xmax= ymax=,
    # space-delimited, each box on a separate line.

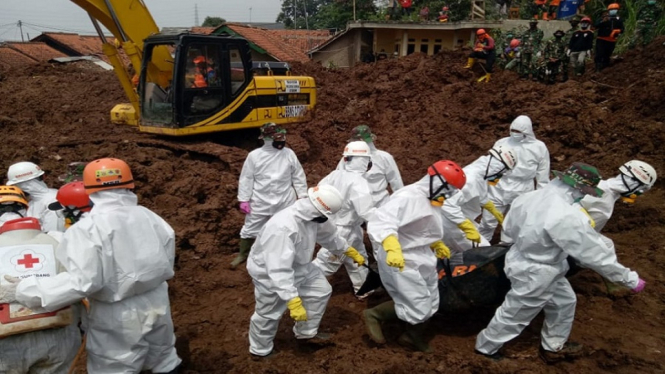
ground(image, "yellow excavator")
xmin=72 ymin=0 xmax=316 ymax=136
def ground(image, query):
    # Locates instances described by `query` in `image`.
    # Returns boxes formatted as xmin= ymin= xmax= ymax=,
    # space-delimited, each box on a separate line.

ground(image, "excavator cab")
xmin=140 ymin=34 xmax=251 ymax=133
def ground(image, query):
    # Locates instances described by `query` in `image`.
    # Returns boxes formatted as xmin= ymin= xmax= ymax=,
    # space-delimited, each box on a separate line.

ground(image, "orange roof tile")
xmin=270 ymin=29 xmax=332 ymax=53
xmin=6 ymin=42 xmax=67 ymax=62
xmin=31 ymin=32 xmax=129 ymax=66
xmin=190 ymin=27 xmax=215 ymax=35
xmin=223 ymin=23 xmax=310 ymax=62
xmin=0 ymin=46 xmax=37 ymax=70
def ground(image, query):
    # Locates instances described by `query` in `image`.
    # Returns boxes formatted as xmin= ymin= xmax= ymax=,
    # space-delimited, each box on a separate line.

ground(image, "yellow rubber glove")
xmin=457 ymin=219 xmax=481 ymax=243
xmin=482 ymin=201 xmax=504 ymax=225
xmin=579 ymin=208 xmax=596 ymax=229
xmin=287 ymin=297 xmax=307 ymax=321
xmin=382 ymin=235 xmax=404 ymax=271
xmin=344 ymin=247 xmax=365 ymax=266
xmin=430 ymin=240 xmax=451 ymax=259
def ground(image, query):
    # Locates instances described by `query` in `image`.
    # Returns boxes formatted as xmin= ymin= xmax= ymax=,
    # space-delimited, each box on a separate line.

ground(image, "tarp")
xmin=437 ymin=245 xmax=511 ymax=313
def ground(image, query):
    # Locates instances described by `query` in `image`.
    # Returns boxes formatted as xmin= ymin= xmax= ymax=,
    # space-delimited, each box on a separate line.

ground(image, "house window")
xmin=434 ymin=45 xmax=442 ymax=54
xmin=435 ymin=39 xmax=442 ymax=43
xmin=421 ymin=39 xmax=429 ymax=43
xmin=420 ymin=44 xmax=429 ymax=54
xmin=408 ymin=38 xmax=416 ymax=42
xmin=407 ymin=44 xmax=415 ymax=54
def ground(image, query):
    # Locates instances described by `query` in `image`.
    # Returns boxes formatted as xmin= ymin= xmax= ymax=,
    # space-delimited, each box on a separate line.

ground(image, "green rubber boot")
xmin=230 ymin=238 xmax=254 ymax=270
xmin=362 ymin=300 xmax=397 ymax=344
xmin=398 ymin=322 xmax=432 ymax=353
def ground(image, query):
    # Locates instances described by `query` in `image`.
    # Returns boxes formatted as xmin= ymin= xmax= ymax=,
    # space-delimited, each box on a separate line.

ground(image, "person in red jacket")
xmin=400 ymin=0 xmax=413 ymax=17
xmin=464 ymin=29 xmax=496 ymax=82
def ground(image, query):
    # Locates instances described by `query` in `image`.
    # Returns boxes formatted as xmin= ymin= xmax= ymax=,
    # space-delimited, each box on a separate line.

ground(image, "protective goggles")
xmin=429 ymin=171 xmax=458 ymax=206
xmin=484 ymin=156 xmax=511 ymax=185
xmin=55 ymin=204 xmax=92 ymax=223
xmin=620 ymin=174 xmax=649 ymax=203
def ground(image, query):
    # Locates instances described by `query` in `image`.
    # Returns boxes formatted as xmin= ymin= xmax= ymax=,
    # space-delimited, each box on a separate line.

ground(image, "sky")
xmin=0 ymin=0 xmax=283 ymax=41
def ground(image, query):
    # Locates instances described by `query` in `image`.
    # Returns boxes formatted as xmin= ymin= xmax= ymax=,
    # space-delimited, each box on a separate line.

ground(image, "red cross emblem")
xmin=17 ymin=254 xmax=40 ymax=269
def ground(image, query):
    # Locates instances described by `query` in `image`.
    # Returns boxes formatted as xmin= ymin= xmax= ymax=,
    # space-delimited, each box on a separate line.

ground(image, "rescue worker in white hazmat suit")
xmin=6 ymin=162 xmax=64 ymax=232
xmin=577 ymin=160 xmax=657 ymax=292
xmin=337 ymin=125 xmax=403 ymax=208
xmin=3 ymin=158 xmax=182 ymax=373
xmin=0 ymin=217 xmax=82 ymax=373
xmin=232 ymin=123 xmax=308 ymax=269
xmin=478 ymin=115 xmax=550 ymax=241
xmin=442 ymin=146 xmax=517 ymax=265
xmin=364 ymin=160 xmax=466 ymax=352
xmin=313 ymin=141 xmax=376 ymax=297
xmin=0 ymin=185 xmax=29 ymax=227
xmin=247 ymin=185 xmax=365 ymax=357
xmin=475 ymin=162 xmax=645 ymax=364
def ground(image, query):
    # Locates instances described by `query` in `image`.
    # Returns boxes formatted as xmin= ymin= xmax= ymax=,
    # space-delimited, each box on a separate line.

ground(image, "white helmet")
xmin=489 ymin=145 xmax=518 ymax=170
xmin=308 ymin=185 xmax=344 ymax=215
xmin=343 ymin=141 xmax=371 ymax=157
xmin=7 ymin=162 xmax=44 ymax=186
xmin=619 ymin=160 xmax=657 ymax=188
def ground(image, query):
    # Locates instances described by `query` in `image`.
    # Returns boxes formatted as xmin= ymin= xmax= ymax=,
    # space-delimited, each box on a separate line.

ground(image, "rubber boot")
xmin=464 ymin=58 xmax=476 ymax=69
xmin=363 ymin=300 xmax=397 ymax=344
xmin=230 ymin=238 xmax=255 ymax=269
xmin=398 ymin=322 xmax=432 ymax=352
xmin=477 ymin=73 xmax=491 ymax=82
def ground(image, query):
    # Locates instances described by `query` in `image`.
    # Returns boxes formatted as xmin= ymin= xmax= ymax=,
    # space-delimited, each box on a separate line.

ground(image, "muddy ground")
xmin=0 ymin=37 xmax=663 ymax=373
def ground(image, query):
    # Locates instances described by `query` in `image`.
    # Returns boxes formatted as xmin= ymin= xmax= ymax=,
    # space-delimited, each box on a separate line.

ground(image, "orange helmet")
xmin=193 ymin=55 xmax=206 ymax=64
xmin=607 ymin=3 xmax=620 ymax=10
xmin=49 ymin=181 xmax=93 ymax=212
xmin=477 ymin=29 xmax=487 ymax=36
xmin=83 ymin=158 xmax=135 ymax=194
xmin=510 ymin=39 xmax=520 ymax=48
xmin=0 ymin=185 xmax=29 ymax=207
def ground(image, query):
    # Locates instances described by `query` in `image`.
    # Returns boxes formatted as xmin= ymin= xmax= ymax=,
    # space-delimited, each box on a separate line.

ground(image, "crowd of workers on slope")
xmin=464 ymin=2 xmax=661 ymax=83
xmin=0 ymin=116 xmax=657 ymax=371
xmin=231 ymin=120 xmax=656 ymax=361
xmin=0 ymin=160 xmax=181 ymax=373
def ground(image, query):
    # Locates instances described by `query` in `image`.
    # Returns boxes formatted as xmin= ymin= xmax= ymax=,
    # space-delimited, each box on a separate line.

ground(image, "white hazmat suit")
xmin=247 ymin=199 xmax=349 ymax=356
xmin=0 ymin=224 xmax=81 ymax=374
xmin=238 ymin=141 xmax=307 ymax=239
xmin=15 ymin=179 xmax=64 ymax=232
xmin=313 ymin=157 xmax=375 ymax=293
xmin=441 ymin=156 xmax=497 ymax=264
xmin=479 ymin=116 xmax=550 ymax=240
xmin=337 ymin=142 xmax=403 ymax=208
xmin=15 ymin=189 xmax=181 ymax=373
xmin=0 ymin=210 xmax=26 ymax=227
xmin=475 ymin=180 xmax=640 ymax=355
xmin=367 ymin=177 xmax=444 ymax=324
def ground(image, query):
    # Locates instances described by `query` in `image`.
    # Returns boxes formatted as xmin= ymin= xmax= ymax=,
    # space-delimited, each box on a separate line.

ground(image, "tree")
xmin=202 ymin=16 xmax=226 ymax=27
xmin=277 ymin=0 xmax=376 ymax=30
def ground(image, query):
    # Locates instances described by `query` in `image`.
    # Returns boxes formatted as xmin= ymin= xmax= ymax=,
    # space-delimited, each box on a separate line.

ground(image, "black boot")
xmin=230 ymin=238 xmax=255 ymax=269
xmin=398 ymin=322 xmax=432 ymax=352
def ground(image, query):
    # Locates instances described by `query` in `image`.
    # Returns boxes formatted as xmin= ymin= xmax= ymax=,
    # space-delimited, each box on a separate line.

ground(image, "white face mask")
xmin=609 ymin=9 xmax=618 ymax=16
xmin=510 ymin=132 xmax=525 ymax=141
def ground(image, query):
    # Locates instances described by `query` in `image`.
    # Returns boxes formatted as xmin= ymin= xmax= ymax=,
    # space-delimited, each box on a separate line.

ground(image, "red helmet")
xmin=49 ymin=181 xmax=93 ymax=212
xmin=428 ymin=160 xmax=466 ymax=189
xmin=442 ymin=6 xmax=449 ymax=11
xmin=476 ymin=29 xmax=487 ymax=36
xmin=580 ymin=16 xmax=591 ymax=22
xmin=607 ymin=3 xmax=619 ymax=10
xmin=509 ymin=39 xmax=520 ymax=48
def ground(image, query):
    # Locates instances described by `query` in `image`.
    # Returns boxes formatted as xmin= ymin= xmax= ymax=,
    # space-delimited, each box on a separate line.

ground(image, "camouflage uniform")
xmin=520 ymin=26 xmax=545 ymax=79
xmin=541 ymin=34 xmax=568 ymax=83
xmin=632 ymin=2 xmax=662 ymax=47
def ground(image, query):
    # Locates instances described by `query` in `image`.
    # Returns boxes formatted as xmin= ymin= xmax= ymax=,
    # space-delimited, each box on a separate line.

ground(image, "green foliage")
xmin=278 ymin=0 xmax=376 ymax=30
xmin=201 ymin=16 xmax=226 ymax=27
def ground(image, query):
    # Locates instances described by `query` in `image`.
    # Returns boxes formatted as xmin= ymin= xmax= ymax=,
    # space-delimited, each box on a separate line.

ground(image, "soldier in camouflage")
xmin=632 ymin=0 xmax=662 ymax=48
xmin=541 ymin=30 xmax=569 ymax=83
xmin=520 ymin=20 xmax=545 ymax=80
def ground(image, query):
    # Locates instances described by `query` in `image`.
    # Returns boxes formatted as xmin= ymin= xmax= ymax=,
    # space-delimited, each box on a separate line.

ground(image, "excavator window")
xmin=181 ymin=44 xmax=225 ymax=124
xmin=140 ymin=42 xmax=176 ymax=127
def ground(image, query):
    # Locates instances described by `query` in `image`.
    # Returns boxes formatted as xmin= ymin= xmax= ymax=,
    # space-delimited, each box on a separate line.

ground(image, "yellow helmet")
xmin=0 ymin=185 xmax=29 ymax=207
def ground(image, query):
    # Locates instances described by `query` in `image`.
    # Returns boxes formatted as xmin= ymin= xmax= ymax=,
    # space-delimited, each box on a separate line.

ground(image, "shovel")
xmin=356 ymin=263 xmax=382 ymax=297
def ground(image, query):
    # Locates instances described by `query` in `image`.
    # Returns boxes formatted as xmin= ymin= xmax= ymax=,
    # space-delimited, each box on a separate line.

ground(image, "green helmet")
xmin=348 ymin=125 xmax=376 ymax=143
xmin=552 ymin=162 xmax=604 ymax=197
xmin=259 ymin=122 xmax=286 ymax=141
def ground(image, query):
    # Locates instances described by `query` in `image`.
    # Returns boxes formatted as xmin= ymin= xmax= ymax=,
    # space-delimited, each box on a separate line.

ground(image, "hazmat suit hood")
xmin=262 ymin=139 xmax=285 ymax=152
xmin=367 ymin=142 xmax=378 ymax=152
xmin=291 ymin=198 xmax=325 ymax=221
xmin=0 ymin=211 xmax=24 ymax=226
xmin=509 ymin=115 xmax=537 ymax=142
xmin=16 ymin=179 xmax=50 ymax=197
xmin=344 ymin=156 xmax=371 ymax=174
xmin=89 ymin=189 xmax=138 ymax=213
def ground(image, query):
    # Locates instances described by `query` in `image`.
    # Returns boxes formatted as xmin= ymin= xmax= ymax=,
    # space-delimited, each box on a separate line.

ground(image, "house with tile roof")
xmin=5 ymin=42 xmax=67 ymax=62
xmin=30 ymin=32 xmax=129 ymax=65
xmin=0 ymin=45 xmax=37 ymax=70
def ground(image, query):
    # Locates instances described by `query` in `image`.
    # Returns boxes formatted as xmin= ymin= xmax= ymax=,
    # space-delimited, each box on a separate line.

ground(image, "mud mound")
xmin=0 ymin=37 xmax=663 ymax=373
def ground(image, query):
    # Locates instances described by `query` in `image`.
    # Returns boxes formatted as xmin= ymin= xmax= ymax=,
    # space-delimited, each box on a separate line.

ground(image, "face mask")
xmin=428 ymin=174 xmax=457 ymax=206
xmin=581 ymin=23 xmax=589 ymax=29
xmin=609 ymin=9 xmax=618 ymax=16
xmin=484 ymin=156 xmax=509 ymax=182
xmin=272 ymin=141 xmax=286 ymax=150
xmin=619 ymin=175 xmax=647 ymax=204
xmin=648 ymin=0 xmax=656 ymax=4
xmin=510 ymin=131 xmax=525 ymax=141
xmin=311 ymin=216 xmax=328 ymax=223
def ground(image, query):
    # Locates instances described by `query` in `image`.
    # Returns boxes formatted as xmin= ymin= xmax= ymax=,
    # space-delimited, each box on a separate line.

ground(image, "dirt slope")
xmin=0 ymin=38 xmax=663 ymax=373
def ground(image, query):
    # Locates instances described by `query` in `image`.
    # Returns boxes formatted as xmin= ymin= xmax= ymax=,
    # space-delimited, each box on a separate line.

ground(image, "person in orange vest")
xmin=548 ymin=0 xmax=561 ymax=19
xmin=532 ymin=0 xmax=548 ymax=19
xmin=594 ymin=3 xmax=624 ymax=72
xmin=192 ymin=56 xmax=216 ymax=88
